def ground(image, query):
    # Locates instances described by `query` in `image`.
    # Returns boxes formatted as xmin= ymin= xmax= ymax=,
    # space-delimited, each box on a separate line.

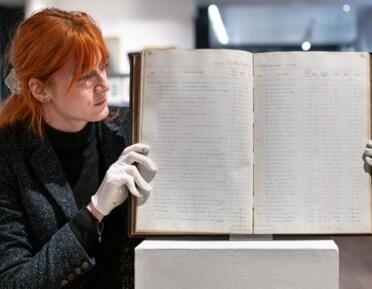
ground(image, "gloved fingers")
xmin=364 ymin=147 xmax=372 ymax=157
xmin=366 ymin=139 xmax=372 ymax=148
xmin=121 ymin=143 xmax=150 ymax=157
xmin=365 ymin=156 xmax=372 ymax=167
xmin=127 ymin=165 xmax=153 ymax=194
xmin=120 ymin=151 xmax=158 ymax=174
xmin=123 ymin=175 xmax=142 ymax=198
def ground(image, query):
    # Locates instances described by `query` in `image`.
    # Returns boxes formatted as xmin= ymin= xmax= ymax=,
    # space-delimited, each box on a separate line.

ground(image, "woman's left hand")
xmin=364 ymin=140 xmax=372 ymax=166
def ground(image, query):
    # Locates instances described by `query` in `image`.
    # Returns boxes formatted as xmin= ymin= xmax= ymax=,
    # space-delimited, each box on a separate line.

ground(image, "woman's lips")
xmin=95 ymin=97 xmax=107 ymax=106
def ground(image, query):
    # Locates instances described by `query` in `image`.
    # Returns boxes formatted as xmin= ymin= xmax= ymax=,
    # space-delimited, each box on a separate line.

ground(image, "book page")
xmin=253 ymin=52 xmax=371 ymax=234
xmin=135 ymin=49 xmax=254 ymax=234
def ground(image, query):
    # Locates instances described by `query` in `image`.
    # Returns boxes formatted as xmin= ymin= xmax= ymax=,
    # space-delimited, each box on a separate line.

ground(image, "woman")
xmin=0 ymin=8 xmax=157 ymax=289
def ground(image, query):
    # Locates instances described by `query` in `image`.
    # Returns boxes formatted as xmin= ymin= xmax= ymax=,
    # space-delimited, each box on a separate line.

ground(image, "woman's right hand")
xmin=89 ymin=143 xmax=157 ymax=220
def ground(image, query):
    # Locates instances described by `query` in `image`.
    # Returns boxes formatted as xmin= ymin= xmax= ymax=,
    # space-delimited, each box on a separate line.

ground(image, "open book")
xmin=130 ymin=49 xmax=371 ymax=235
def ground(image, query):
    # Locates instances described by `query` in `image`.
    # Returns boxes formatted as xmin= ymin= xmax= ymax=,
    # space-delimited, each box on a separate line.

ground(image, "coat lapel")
xmin=97 ymin=108 xmax=131 ymax=169
xmin=24 ymin=131 xmax=78 ymax=220
xmin=20 ymin=107 xmax=129 ymax=221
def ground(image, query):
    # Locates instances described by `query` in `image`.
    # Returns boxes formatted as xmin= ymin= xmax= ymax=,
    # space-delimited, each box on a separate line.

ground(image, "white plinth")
xmin=135 ymin=240 xmax=338 ymax=289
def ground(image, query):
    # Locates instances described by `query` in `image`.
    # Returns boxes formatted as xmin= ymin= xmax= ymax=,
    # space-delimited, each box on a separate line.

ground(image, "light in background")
xmin=301 ymin=17 xmax=315 ymax=51
xmin=301 ymin=40 xmax=311 ymax=51
xmin=205 ymin=4 xmax=357 ymax=51
xmin=208 ymin=4 xmax=229 ymax=45
xmin=342 ymin=3 xmax=352 ymax=12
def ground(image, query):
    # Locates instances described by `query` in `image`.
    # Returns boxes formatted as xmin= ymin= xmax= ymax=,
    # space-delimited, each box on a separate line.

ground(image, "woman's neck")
xmin=44 ymin=111 xmax=88 ymax=132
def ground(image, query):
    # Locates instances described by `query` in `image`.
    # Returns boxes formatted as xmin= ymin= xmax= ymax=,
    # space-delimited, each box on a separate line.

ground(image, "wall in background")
xmin=26 ymin=0 xmax=195 ymax=74
xmin=0 ymin=5 xmax=24 ymax=100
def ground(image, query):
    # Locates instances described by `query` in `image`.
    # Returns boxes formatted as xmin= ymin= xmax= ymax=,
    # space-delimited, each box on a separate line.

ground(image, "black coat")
xmin=0 ymin=108 xmax=141 ymax=289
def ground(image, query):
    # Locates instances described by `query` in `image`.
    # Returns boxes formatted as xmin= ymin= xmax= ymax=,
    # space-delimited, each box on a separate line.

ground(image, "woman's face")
xmin=44 ymin=57 xmax=111 ymax=132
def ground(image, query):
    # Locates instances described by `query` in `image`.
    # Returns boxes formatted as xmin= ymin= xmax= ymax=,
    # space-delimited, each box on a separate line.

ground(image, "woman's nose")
xmin=95 ymin=75 xmax=111 ymax=94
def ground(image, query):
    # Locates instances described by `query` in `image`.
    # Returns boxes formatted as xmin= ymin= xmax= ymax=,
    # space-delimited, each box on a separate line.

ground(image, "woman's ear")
xmin=28 ymin=78 xmax=50 ymax=103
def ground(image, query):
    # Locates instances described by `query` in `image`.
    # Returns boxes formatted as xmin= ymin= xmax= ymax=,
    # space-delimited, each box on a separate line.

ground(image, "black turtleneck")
xmin=46 ymin=122 xmax=102 ymax=209
xmin=45 ymin=122 xmax=103 ymax=256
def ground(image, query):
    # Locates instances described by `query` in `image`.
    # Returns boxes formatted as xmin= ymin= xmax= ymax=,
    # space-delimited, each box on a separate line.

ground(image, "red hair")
xmin=0 ymin=8 xmax=109 ymax=136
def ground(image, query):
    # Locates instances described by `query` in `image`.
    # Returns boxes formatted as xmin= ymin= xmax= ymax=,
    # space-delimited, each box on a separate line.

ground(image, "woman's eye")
xmin=79 ymin=73 xmax=94 ymax=81
xmin=78 ymin=63 xmax=108 ymax=82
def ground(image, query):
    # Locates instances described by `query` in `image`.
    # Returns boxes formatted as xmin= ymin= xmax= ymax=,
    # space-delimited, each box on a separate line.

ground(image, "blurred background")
xmin=1 ymin=1 xmax=372 ymax=288
xmin=3 ymin=0 xmax=372 ymax=104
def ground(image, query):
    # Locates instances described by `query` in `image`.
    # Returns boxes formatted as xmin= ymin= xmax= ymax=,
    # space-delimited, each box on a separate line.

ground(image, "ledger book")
xmin=130 ymin=49 xmax=371 ymax=235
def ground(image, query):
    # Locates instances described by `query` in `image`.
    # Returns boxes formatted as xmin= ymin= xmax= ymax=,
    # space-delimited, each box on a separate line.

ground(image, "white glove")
xmin=364 ymin=140 xmax=372 ymax=166
xmin=91 ymin=143 xmax=157 ymax=216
